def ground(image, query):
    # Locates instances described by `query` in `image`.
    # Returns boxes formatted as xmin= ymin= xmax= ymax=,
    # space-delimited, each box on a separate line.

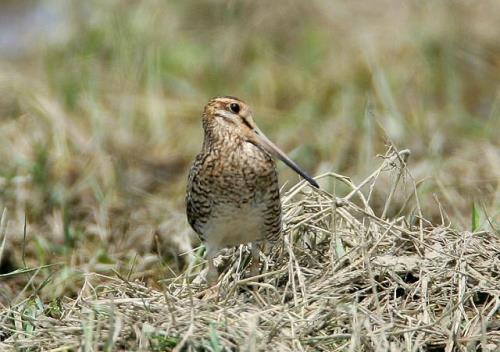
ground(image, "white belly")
xmin=204 ymin=203 xmax=265 ymax=249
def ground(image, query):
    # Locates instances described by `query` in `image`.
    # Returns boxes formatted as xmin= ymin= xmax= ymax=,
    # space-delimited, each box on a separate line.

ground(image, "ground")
xmin=0 ymin=1 xmax=499 ymax=351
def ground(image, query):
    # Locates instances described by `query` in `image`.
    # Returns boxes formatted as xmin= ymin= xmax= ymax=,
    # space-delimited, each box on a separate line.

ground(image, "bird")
xmin=186 ymin=96 xmax=319 ymax=285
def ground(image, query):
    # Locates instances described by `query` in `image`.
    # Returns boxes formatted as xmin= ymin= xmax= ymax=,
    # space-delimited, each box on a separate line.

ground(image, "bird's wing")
xmin=186 ymin=157 xmax=212 ymax=239
xmin=261 ymin=168 xmax=282 ymax=242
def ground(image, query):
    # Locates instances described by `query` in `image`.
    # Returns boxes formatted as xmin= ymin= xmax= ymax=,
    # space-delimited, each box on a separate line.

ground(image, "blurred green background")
xmin=0 ymin=0 xmax=499 ymax=301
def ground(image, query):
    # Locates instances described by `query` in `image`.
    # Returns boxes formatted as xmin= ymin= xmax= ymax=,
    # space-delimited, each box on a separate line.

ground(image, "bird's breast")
xmin=187 ymin=139 xmax=281 ymax=247
xmin=203 ymin=141 xmax=276 ymax=194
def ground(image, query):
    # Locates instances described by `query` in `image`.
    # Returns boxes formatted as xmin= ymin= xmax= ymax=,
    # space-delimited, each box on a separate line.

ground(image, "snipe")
xmin=186 ymin=96 xmax=318 ymax=285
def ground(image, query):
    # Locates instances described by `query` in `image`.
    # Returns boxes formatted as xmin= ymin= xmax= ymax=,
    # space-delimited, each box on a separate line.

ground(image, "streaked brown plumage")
xmin=186 ymin=96 xmax=318 ymax=285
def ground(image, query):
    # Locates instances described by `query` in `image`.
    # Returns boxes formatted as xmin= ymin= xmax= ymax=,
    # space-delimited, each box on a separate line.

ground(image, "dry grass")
xmin=0 ymin=1 xmax=499 ymax=350
xmin=1 ymin=148 xmax=498 ymax=351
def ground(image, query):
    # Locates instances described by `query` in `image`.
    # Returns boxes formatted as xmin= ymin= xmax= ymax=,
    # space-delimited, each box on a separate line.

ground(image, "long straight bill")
xmin=253 ymin=128 xmax=319 ymax=188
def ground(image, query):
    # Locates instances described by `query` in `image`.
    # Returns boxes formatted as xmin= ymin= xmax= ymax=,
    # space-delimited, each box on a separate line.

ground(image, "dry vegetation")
xmin=1 ymin=149 xmax=499 ymax=351
xmin=0 ymin=0 xmax=499 ymax=351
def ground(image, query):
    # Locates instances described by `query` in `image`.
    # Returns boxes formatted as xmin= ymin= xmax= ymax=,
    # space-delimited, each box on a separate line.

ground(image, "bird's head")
xmin=202 ymin=96 xmax=319 ymax=188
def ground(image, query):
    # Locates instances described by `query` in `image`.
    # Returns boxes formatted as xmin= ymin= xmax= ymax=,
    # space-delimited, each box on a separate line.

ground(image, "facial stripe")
xmin=240 ymin=116 xmax=253 ymax=130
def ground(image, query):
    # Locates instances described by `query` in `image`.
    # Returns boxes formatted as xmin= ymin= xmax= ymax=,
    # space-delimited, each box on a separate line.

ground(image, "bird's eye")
xmin=228 ymin=103 xmax=240 ymax=114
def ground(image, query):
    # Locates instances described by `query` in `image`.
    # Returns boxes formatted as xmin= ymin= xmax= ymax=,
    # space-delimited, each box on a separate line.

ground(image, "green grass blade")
xmin=471 ymin=202 xmax=479 ymax=232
